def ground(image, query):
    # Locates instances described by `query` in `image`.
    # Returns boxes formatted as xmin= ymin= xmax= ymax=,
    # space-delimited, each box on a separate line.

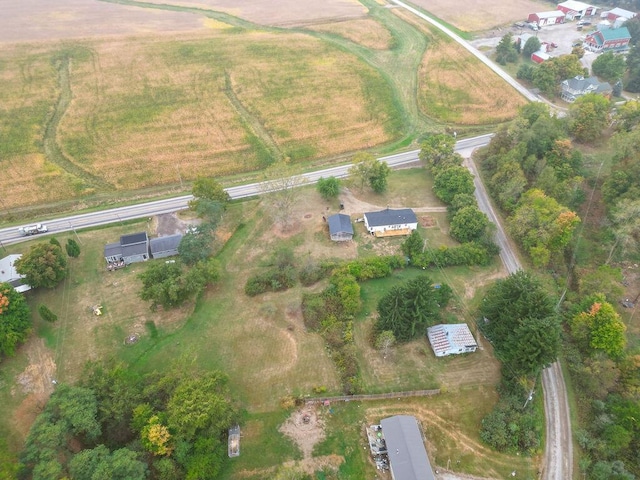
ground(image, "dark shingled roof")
xmin=380 ymin=415 xmax=435 ymax=480
xmin=150 ymin=234 xmax=183 ymax=254
xmin=104 ymin=242 xmax=122 ymax=258
xmin=121 ymin=243 xmax=148 ymax=257
xmin=327 ymin=214 xmax=353 ymax=236
xmin=120 ymin=232 xmax=148 ymax=246
xmin=364 ymin=208 xmax=417 ymax=228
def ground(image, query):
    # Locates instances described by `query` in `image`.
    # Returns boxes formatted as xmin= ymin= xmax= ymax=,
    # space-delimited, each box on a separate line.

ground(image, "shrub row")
xmin=300 ymin=257 xmax=401 ymax=394
xmin=244 ymin=266 xmax=297 ymax=296
xmin=412 ymin=242 xmax=494 ymax=268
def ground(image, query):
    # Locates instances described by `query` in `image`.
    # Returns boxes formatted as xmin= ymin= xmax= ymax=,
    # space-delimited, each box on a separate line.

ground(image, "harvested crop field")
xmin=418 ymin=29 xmax=527 ymax=124
xmin=0 ymin=0 xmax=209 ymax=43
xmin=145 ymin=0 xmax=366 ymax=27
xmin=409 ymin=0 xmax=548 ymax=31
xmin=307 ymin=18 xmax=393 ymax=49
xmin=1 ymin=29 xmax=399 ymax=208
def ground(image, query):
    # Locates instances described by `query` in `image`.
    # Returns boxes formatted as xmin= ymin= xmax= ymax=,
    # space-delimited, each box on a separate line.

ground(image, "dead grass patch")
xmin=309 ymin=18 xmax=393 ymax=49
xmin=417 ymin=27 xmax=527 ymax=124
xmin=144 ymin=0 xmax=366 ymax=27
xmin=0 ymin=0 xmax=207 ymax=43
xmin=407 ymin=0 xmax=549 ymax=32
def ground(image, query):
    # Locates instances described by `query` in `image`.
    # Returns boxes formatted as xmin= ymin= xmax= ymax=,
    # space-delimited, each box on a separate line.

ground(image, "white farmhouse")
xmin=0 ymin=254 xmax=31 ymax=293
xmin=427 ymin=324 xmax=478 ymax=357
xmin=363 ymin=208 xmax=417 ymax=237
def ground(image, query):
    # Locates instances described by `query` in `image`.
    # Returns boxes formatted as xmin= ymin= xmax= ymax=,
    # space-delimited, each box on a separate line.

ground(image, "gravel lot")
xmin=470 ymin=19 xmax=603 ymax=73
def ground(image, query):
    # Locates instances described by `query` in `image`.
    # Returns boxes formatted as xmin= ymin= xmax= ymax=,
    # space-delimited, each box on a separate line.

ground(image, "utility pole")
xmin=69 ymin=222 xmax=82 ymax=244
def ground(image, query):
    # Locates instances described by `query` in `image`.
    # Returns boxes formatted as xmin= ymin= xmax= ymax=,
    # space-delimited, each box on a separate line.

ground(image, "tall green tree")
xmin=65 ymin=238 xmax=81 ymax=258
xmin=20 ymin=385 xmax=102 ymax=477
xmin=571 ymin=295 xmax=627 ymax=359
xmin=569 ymin=93 xmax=610 ymax=143
xmin=190 ymin=177 xmax=230 ymax=210
xmin=433 ymin=166 xmax=475 ymax=203
xmin=0 ymin=282 xmax=31 ymax=357
xmin=508 ymin=189 xmax=580 ymax=266
xmin=376 ymin=276 xmax=450 ymax=342
xmin=592 ymin=52 xmax=626 ymax=82
xmin=522 ymin=37 xmax=541 ymax=57
xmin=450 ymin=206 xmax=489 ymax=243
xmin=606 ymin=198 xmax=640 ymax=263
xmin=496 ymin=33 xmax=518 ymax=65
xmin=316 ymin=176 xmax=341 ymax=199
xmin=418 ymin=134 xmax=457 ymax=171
xmin=348 ymin=153 xmax=390 ymax=193
xmin=69 ymin=445 xmax=147 ymax=480
xmin=15 ymin=242 xmax=67 ymax=289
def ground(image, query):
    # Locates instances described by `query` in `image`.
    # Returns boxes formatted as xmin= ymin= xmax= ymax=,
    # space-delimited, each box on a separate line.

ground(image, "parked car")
xmin=577 ymin=20 xmax=591 ymax=26
xmin=514 ymin=21 xmax=525 ymax=27
xmin=528 ymin=22 xmax=539 ymax=31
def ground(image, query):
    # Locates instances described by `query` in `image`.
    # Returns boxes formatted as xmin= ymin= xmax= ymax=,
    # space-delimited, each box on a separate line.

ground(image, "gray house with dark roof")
xmin=364 ymin=208 xmax=418 ymax=237
xmin=149 ymin=234 xmax=183 ymax=259
xmin=104 ymin=232 xmax=150 ymax=265
xmin=380 ymin=415 xmax=435 ymax=480
xmin=560 ymin=75 xmax=612 ymax=102
xmin=327 ymin=214 xmax=353 ymax=242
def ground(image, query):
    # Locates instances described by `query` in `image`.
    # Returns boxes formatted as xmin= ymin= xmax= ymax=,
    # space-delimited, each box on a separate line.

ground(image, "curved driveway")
xmin=390 ymin=2 xmax=572 ymax=478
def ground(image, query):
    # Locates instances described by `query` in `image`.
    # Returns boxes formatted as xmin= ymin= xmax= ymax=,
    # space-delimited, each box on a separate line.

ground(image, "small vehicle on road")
xmin=18 ymin=223 xmax=48 ymax=236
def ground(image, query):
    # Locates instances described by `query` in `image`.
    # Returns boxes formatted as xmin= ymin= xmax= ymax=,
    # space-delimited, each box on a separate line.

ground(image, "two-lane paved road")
xmin=0 ymin=135 xmax=493 ymax=247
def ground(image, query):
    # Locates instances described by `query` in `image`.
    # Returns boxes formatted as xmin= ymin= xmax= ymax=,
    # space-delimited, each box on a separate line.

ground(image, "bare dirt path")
xmin=340 ymin=187 xmax=446 ymax=216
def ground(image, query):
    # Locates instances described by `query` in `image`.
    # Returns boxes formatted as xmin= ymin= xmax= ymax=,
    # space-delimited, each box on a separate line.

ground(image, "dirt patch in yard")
xmin=279 ymin=404 xmax=326 ymax=459
xmin=12 ymin=338 xmax=57 ymax=440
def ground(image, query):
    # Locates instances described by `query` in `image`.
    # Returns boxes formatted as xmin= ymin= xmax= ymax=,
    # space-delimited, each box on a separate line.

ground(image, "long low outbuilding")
xmin=380 ymin=415 xmax=435 ymax=480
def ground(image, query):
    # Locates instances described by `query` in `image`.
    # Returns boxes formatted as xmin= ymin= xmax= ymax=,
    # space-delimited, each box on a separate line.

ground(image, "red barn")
xmin=584 ymin=27 xmax=631 ymax=52
xmin=528 ymin=11 xmax=566 ymax=26
xmin=531 ymin=51 xmax=550 ymax=63
xmin=557 ymin=0 xmax=597 ymax=20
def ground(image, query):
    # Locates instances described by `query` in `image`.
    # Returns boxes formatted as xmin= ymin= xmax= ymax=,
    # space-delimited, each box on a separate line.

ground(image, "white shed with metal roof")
xmin=427 ymin=324 xmax=478 ymax=357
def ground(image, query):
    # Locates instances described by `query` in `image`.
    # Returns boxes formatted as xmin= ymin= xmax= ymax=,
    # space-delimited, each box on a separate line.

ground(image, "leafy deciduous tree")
xmin=0 ymin=283 xmax=31 ymax=357
xmin=433 ymin=165 xmax=475 ymax=203
xmin=592 ymin=52 xmax=626 ymax=82
xmin=569 ymin=93 xmax=610 ymax=143
xmin=450 ymin=205 xmax=489 ymax=243
xmin=15 ymin=242 xmax=67 ymax=289
xmin=316 ymin=176 xmax=341 ymax=199
xmin=571 ymin=295 xmax=627 ymax=358
xmin=522 ymin=37 xmax=541 ymax=57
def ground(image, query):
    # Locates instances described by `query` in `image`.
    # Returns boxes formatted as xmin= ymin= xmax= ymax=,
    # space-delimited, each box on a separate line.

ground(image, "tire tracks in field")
xmin=223 ymin=71 xmax=283 ymax=164
xmin=44 ymin=55 xmax=112 ymax=190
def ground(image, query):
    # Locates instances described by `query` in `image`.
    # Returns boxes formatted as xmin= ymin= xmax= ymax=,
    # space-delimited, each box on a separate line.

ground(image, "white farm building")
xmin=363 ymin=208 xmax=417 ymax=237
xmin=427 ymin=324 xmax=478 ymax=357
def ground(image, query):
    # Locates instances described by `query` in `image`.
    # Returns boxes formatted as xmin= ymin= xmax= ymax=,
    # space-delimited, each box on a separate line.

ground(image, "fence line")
xmin=306 ymin=389 xmax=440 ymax=404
